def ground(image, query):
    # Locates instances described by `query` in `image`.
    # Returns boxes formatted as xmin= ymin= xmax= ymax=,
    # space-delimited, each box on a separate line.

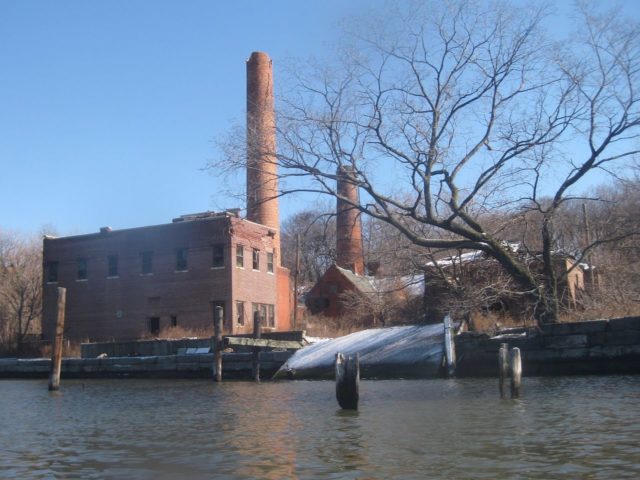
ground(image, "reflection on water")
xmin=1 ymin=376 xmax=639 ymax=479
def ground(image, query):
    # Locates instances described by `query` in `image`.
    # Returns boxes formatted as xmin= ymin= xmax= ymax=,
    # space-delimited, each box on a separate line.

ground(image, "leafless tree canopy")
xmin=0 ymin=231 xmax=42 ymax=354
xmin=214 ymin=1 xmax=640 ymax=324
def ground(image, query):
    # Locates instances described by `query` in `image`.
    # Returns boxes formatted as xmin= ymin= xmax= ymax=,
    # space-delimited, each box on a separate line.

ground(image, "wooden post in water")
xmin=335 ymin=352 xmax=359 ymax=410
xmin=443 ymin=314 xmax=456 ymax=378
xmin=510 ymin=347 xmax=522 ymax=398
xmin=252 ymin=310 xmax=262 ymax=382
xmin=498 ymin=342 xmax=509 ymax=398
xmin=48 ymin=287 xmax=66 ymax=391
xmin=213 ymin=305 xmax=223 ymax=382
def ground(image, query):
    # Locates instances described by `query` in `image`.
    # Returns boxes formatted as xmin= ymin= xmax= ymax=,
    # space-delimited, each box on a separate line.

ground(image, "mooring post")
xmin=48 ymin=287 xmax=66 ymax=391
xmin=510 ymin=347 xmax=522 ymax=398
xmin=252 ymin=310 xmax=262 ymax=382
xmin=498 ymin=342 xmax=509 ymax=398
xmin=213 ymin=305 xmax=223 ymax=382
xmin=335 ymin=352 xmax=360 ymax=410
xmin=443 ymin=314 xmax=456 ymax=378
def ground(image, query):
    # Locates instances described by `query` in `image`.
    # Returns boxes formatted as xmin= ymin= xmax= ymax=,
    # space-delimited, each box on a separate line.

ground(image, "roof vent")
xmin=100 ymin=226 xmax=112 ymax=234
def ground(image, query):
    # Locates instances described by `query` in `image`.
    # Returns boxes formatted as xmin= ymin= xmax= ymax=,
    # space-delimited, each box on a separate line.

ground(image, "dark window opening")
xmin=170 ymin=315 xmax=177 ymax=327
xmin=267 ymin=252 xmax=274 ymax=273
xmin=212 ymin=245 xmax=225 ymax=268
xmin=252 ymin=248 xmax=260 ymax=270
xmin=268 ymin=304 xmax=275 ymax=327
xmin=77 ymin=258 xmax=88 ymax=280
xmin=47 ymin=261 xmax=59 ymax=283
xmin=108 ymin=255 xmax=118 ymax=277
xmin=149 ymin=317 xmax=160 ymax=335
xmin=176 ymin=248 xmax=188 ymax=271
xmin=236 ymin=245 xmax=244 ymax=268
xmin=141 ymin=251 xmax=153 ymax=274
xmin=236 ymin=301 xmax=245 ymax=326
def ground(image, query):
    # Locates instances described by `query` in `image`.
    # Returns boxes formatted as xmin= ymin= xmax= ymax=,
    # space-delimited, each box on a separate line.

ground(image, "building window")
xmin=141 ymin=251 xmax=153 ymax=275
xmin=251 ymin=303 xmax=274 ymax=327
xmin=176 ymin=248 xmax=188 ymax=271
xmin=236 ymin=301 xmax=245 ymax=326
xmin=108 ymin=255 xmax=118 ymax=277
xmin=212 ymin=245 xmax=225 ymax=268
xmin=268 ymin=304 xmax=275 ymax=327
xmin=77 ymin=258 xmax=88 ymax=281
xmin=170 ymin=315 xmax=177 ymax=327
xmin=149 ymin=317 xmax=160 ymax=335
xmin=46 ymin=261 xmax=59 ymax=283
xmin=252 ymin=248 xmax=260 ymax=270
xmin=267 ymin=252 xmax=274 ymax=274
xmin=236 ymin=245 xmax=244 ymax=268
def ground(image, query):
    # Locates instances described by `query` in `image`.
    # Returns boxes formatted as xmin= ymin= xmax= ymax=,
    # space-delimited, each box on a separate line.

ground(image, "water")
xmin=1 ymin=376 xmax=639 ymax=479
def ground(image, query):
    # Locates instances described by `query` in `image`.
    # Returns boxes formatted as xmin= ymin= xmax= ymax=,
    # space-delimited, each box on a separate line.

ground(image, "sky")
xmin=0 ymin=0 xmax=380 ymax=237
xmin=1 ymin=1 xmax=639 ymax=238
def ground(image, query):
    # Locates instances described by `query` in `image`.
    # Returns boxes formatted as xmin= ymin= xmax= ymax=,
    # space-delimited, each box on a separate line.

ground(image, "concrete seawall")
xmin=0 ymin=351 xmax=292 ymax=380
xmin=456 ymin=316 xmax=640 ymax=377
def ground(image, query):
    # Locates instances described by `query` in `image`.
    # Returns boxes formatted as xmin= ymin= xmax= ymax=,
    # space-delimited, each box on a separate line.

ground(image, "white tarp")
xmin=275 ymin=323 xmax=445 ymax=380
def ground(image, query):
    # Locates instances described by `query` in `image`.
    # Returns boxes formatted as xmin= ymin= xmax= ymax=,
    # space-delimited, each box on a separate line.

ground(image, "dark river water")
xmin=1 ymin=376 xmax=639 ymax=479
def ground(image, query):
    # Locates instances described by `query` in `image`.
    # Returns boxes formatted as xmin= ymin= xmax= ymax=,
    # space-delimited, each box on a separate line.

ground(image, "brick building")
xmin=42 ymin=212 xmax=291 ymax=342
xmin=42 ymin=51 xmax=292 ymax=342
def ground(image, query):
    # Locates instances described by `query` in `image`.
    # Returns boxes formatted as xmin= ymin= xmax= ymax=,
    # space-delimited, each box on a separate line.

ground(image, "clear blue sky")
xmin=0 ymin=0 xmax=379 ymax=236
xmin=1 ymin=1 xmax=639 ymax=237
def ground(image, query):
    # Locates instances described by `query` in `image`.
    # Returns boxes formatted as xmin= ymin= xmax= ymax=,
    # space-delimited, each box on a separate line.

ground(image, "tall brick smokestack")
xmin=247 ymin=51 xmax=280 ymax=261
xmin=336 ymin=166 xmax=365 ymax=276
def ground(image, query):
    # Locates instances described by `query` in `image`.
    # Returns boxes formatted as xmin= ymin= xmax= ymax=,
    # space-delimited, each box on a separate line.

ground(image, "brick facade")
xmin=42 ymin=213 xmax=291 ymax=342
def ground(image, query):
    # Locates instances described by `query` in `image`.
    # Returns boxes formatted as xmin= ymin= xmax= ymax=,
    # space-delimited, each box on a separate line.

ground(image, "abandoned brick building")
xmin=42 ymin=52 xmax=291 ymax=342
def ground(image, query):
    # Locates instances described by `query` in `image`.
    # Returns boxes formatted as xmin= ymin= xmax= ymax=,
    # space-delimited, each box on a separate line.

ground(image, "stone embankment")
xmin=0 ymin=351 xmax=292 ymax=379
xmin=456 ymin=316 xmax=640 ymax=377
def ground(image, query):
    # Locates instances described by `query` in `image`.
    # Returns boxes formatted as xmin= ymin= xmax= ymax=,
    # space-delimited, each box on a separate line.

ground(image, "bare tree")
xmin=280 ymin=207 xmax=336 ymax=285
xmin=0 ymin=231 xmax=42 ymax=353
xmin=215 ymin=1 xmax=640 ymax=325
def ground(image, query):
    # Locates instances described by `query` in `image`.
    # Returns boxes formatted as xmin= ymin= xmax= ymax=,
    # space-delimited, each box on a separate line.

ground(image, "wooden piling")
xmin=510 ymin=347 xmax=522 ymax=398
xmin=335 ymin=352 xmax=359 ymax=410
xmin=443 ymin=314 xmax=456 ymax=377
xmin=213 ymin=305 xmax=223 ymax=382
xmin=252 ymin=310 xmax=262 ymax=382
xmin=48 ymin=287 xmax=66 ymax=391
xmin=498 ymin=342 xmax=509 ymax=398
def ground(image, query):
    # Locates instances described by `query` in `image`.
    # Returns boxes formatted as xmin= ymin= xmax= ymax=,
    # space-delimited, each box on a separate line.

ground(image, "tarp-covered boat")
xmin=274 ymin=324 xmax=445 ymax=380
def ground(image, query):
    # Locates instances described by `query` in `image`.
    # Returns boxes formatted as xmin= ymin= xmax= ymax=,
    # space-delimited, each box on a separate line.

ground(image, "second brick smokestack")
xmin=247 ymin=51 xmax=280 ymax=260
xmin=336 ymin=166 xmax=365 ymax=276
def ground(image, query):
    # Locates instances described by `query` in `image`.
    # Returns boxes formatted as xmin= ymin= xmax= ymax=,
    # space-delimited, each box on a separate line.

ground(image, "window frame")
xmin=252 ymin=248 xmax=260 ymax=271
xmin=236 ymin=245 xmax=244 ymax=268
xmin=175 ymin=248 xmax=188 ymax=272
xmin=76 ymin=258 xmax=88 ymax=281
xmin=267 ymin=251 xmax=274 ymax=274
xmin=46 ymin=261 xmax=59 ymax=283
xmin=107 ymin=255 xmax=119 ymax=278
xmin=212 ymin=244 xmax=225 ymax=269
xmin=141 ymin=251 xmax=153 ymax=275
